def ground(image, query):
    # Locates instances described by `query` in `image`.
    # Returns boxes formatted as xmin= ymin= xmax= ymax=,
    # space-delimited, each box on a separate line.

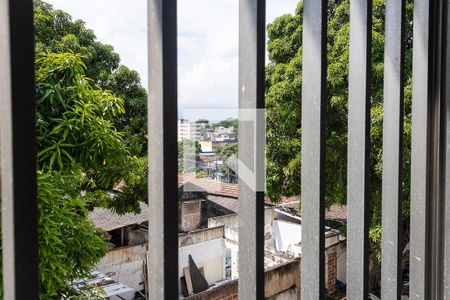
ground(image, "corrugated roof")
xmin=88 ymin=202 xmax=149 ymax=231
xmin=70 ymin=270 xmax=133 ymax=298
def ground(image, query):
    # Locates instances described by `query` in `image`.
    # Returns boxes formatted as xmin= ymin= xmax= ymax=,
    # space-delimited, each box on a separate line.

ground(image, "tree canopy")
xmin=213 ymin=118 xmax=239 ymax=133
xmin=37 ymin=172 xmax=109 ymax=298
xmin=36 ymin=52 xmax=127 ymax=183
xmin=19 ymin=1 xmax=151 ymax=297
xmin=265 ymin=0 xmax=413 ymax=248
xmin=34 ymin=0 xmax=148 ymax=156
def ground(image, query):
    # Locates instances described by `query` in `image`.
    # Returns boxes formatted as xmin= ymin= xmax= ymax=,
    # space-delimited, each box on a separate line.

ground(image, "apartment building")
xmin=178 ymin=119 xmax=207 ymax=141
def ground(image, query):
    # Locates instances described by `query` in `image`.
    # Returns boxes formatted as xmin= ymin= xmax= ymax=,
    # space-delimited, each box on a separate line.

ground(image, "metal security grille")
xmin=2 ymin=0 xmax=450 ymax=299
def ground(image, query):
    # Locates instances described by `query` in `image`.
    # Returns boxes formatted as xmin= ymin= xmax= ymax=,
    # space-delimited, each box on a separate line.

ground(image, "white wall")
xmin=208 ymin=207 xmax=275 ymax=245
xmin=95 ymin=245 xmax=147 ymax=300
xmin=179 ymin=238 xmax=227 ymax=284
xmin=335 ymin=243 xmax=347 ymax=283
xmin=273 ymin=220 xmax=302 ymax=256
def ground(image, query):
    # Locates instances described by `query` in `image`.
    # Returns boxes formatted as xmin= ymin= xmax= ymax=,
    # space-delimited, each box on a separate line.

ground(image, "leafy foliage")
xmin=21 ymin=2 xmax=153 ymax=298
xmin=34 ymin=0 xmax=148 ymax=155
xmin=265 ymin=0 xmax=413 ymax=248
xmin=105 ymin=66 xmax=148 ymax=156
xmin=216 ymin=143 xmax=238 ymax=174
xmin=38 ymin=172 xmax=109 ymax=298
xmin=36 ymin=52 xmax=128 ymax=186
xmin=213 ymin=118 xmax=239 ymax=133
xmin=216 ymin=143 xmax=238 ymax=161
xmin=107 ymin=156 xmax=149 ymax=214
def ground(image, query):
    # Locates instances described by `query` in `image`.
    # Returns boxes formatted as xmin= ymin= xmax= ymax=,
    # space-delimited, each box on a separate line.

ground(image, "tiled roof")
xmin=88 ymin=202 xmax=149 ymax=231
xmin=325 ymin=204 xmax=347 ymax=221
xmin=179 ymin=174 xmax=239 ymax=198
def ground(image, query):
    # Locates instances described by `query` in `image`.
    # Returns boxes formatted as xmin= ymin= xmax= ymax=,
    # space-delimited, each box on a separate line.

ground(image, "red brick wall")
xmin=326 ymin=252 xmax=337 ymax=294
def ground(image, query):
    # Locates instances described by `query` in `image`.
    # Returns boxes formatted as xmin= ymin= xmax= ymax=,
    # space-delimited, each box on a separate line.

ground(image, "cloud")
xmin=47 ymin=0 xmax=148 ymax=84
xmin=46 ymin=0 xmax=298 ymax=119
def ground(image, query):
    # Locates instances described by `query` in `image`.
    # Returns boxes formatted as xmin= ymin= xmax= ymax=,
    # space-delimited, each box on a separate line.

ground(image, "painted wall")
xmin=208 ymin=207 xmax=275 ymax=245
xmin=179 ymin=238 xmax=227 ymax=284
xmin=95 ymin=245 xmax=147 ymax=300
xmin=273 ymin=219 xmax=302 ymax=255
xmin=185 ymin=259 xmax=301 ymax=300
xmin=96 ymin=226 xmax=228 ymax=299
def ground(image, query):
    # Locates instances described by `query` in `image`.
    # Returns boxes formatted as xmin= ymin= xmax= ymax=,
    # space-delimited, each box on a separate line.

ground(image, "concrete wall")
xmin=208 ymin=207 xmax=275 ymax=245
xmin=95 ymin=244 xmax=147 ymax=299
xmin=209 ymin=213 xmax=239 ymax=230
xmin=179 ymin=238 xmax=227 ymax=284
xmin=273 ymin=220 xmax=302 ymax=255
xmin=179 ymin=226 xmax=225 ymax=247
xmin=97 ymin=226 xmax=228 ymax=299
xmin=185 ymin=259 xmax=301 ymax=300
xmin=181 ymin=200 xmax=202 ymax=232
xmin=179 ymin=225 xmax=227 ymax=284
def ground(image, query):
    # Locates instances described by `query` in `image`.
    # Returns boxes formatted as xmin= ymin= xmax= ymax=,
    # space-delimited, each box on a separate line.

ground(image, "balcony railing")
xmin=1 ymin=0 xmax=450 ymax=299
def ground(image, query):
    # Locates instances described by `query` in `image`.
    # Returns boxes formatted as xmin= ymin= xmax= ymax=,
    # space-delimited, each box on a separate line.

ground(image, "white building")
xmin=212 ymin=126 xmax=236 ymax=142
xmin=178 ymin=119 xmax=207 ymax=141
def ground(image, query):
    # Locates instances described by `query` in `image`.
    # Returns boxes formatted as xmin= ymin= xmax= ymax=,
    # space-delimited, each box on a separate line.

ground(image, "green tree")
xmin=34 ymin=0 xmax=148 ymax=155
xmin=36 ymin=52 xmax=128 ymax=188
xmin=28 ymin=3 xmax=152 ymax=297
xmin=37 ymin=172 xmax=109 ymax=298
xmin=105 ymin=66 xmax=148 ymax=156
xmin=33 ymin=51 xmax=136 ymax=298
xmin=216 ymin=143 xmax=238 ymax=162
xmin=213 ymin=118 xmax=239 ymax=133
xmin=265 ymin=0 xmax=413 ymax=260
xmin=216 ymin=143 xmax=238 ymax=178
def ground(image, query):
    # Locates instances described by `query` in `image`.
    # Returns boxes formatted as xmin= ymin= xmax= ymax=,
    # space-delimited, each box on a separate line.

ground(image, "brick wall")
xmin=326 ymin=251 xmax=337 ymax=294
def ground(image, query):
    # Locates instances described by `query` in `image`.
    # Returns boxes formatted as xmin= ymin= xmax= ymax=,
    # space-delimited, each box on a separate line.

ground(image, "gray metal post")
xmin=347 ymin=0 xmax=372 ymax=298
xmin=148 ymin=0 xmax=179 ymax=298
xmin=300 ymin=0 xmax=327 ymax=298
xmin=381 ymin=0 xmax=406 ymax=299
xmin=238 ymin=0 xmax=266 ymax=298
xmin=0 ymin=0 xmax=39 ymax=298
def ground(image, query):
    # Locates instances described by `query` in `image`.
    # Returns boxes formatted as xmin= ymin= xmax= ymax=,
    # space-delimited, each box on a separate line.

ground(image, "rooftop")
xmin=179 ymin=174 xmax=239 ymax=198
xmin=277 ymin=198 xmax=347 ymax=222
xmin=88 ymin=202 xmax=150 ymax=231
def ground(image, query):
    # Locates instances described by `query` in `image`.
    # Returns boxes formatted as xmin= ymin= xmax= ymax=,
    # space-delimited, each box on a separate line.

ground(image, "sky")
xmin=46 ymin=0 xmax=299 ymax=120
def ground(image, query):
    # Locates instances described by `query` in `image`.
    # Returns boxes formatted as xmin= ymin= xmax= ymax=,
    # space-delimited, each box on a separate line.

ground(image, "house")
xmin=90 ymin=176 xmax=347 ymax=298
xmin=203 ymin=194 xmax=347 ymax=297
xmin=89 ymin=177 xmax=242 ymax=298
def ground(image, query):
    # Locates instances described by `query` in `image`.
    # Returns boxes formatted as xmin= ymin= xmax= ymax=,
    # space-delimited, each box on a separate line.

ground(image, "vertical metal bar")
xmin=0 ymin=0 xmax=39 ymax=298
xmin=380 ymin=0 xmax=406 ymax=299
xmin=147 ymin=0 xmax=178 ymax=299
xmin=238 ymin=0 xmax=265 ymax=298
xmin=347 ymin=0 xmax=372 ymax=298
xmin=444 ymin=0 xmax=450 ymax=292
xmin=410 ymin=0 xmax=450 ymax=298
xmin=300 ymin=0 xmax=327 ymax=298
xmin=410 ymin=0 xmax=431 ymax=297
